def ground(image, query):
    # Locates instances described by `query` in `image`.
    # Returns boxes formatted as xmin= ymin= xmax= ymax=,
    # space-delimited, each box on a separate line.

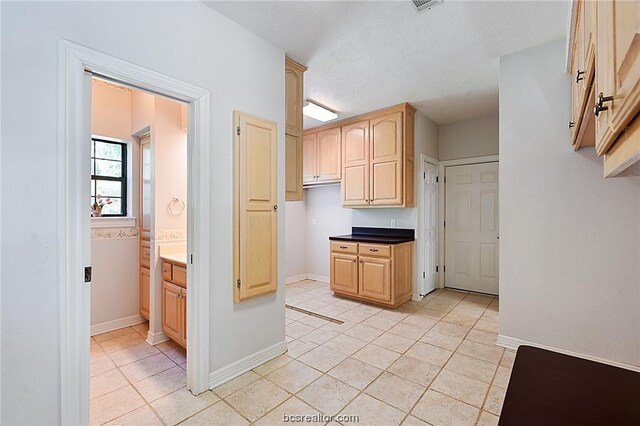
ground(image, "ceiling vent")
xmin=412 ymin=0 xmax=443 ymax=13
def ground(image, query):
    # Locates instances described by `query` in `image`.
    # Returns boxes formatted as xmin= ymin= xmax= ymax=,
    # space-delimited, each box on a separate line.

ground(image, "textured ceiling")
xmin=205 ymin=1 xmax=568 ymax=126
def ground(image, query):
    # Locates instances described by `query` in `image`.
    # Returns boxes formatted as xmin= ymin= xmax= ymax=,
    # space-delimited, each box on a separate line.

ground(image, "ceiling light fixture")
xmin=303 ymin=100 xmax=338 ymax=122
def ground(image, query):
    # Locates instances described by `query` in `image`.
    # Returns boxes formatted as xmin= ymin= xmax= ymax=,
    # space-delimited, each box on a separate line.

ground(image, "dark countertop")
xmin=329 ymin=227 xmax=415 ymax=244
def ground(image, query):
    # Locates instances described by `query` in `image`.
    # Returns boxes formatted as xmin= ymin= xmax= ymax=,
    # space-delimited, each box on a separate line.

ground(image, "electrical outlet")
xmin=391 ymin=220 xmax=396 ymax=228
xmin=312 ymin=218 xmax=317 ymax=226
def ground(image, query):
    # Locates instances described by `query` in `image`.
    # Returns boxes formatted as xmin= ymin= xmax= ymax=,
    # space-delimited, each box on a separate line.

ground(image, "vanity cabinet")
xmin=569 ymin=0 xmax=640 ymax=176
xmin=329 ymin=240 xmax=413 ymax=308
xmin=285 ymin=57 xmax=307 ymax=200
xmin=162 ymin=260 xmax=186 ymax=348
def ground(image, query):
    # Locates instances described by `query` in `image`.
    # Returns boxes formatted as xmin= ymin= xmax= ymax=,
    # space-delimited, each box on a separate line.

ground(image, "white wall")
xmin=292 ymin=111 xmax=440 ymax=291
xmin=285 ymin=200 xmax=308 ymax=280
xmin=499 ymin=39 xmax=640 ymax=368
xmin=1 ymin=2 xmax=285 ymax=424
xmin=439 ymin=112 xmax=499 ymax=161
xmin=90 ymin=81 xmax=140 ymax=329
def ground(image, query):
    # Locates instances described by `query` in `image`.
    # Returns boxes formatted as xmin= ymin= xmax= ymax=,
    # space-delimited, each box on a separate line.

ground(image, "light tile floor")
xmin=90 ymin=280 xmax=512 ymax=425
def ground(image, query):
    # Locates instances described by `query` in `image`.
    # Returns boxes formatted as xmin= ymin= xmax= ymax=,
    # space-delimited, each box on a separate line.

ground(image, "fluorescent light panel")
xmin=303 ymin=101 xmax=338 ymax=122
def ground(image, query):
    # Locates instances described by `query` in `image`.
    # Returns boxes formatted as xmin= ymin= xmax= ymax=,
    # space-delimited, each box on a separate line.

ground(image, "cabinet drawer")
xmin=162 ymin=261 xmax=172 ymax=281
xmin=173 ymin=265 xmax=187 ymax=288
xmin=140 ymin=240 xmax=151 ymax=268
xmin=358 ymin=243 xmax=391 ymax=257
xmin=331 ymin=241 xmax=358 ymax=254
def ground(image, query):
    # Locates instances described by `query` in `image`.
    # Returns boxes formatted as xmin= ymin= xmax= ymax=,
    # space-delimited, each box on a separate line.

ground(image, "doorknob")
xmin=273 ymin=205 xmax=278 ymax=210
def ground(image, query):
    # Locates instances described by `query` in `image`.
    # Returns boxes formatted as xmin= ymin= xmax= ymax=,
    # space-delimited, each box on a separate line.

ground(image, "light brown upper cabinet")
xmin=570 ymin=0 xmax=640 ymax=176
xmin=569 ymin=0 xmax=596 ymax=149
xmin=342 ymin=120 xmax=370 ymax=206
xmin=233 ymin=111 xmax=278 ymax=303
xmin=285 ymin=57 xmax=306 ymax=201
xmin=303 ymin=126 xmax=342 ymax=184
xmin=343 ymin=103 xmax=415 ymax=207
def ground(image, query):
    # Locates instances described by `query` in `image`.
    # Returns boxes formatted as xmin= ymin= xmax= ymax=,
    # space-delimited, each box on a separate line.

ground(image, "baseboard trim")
xmin=146 ymin=330 xmax=169 ymax=346
xmin=307 ymin=274 xmax=329 ymax=283
xmin=497 ymin=335 xmax=640 ymax=373
xmin=209 ymin=340 xmax=288 ymax=389
xmin=90 ymin=314 xmax=146 ymax=336
xmin=286 ymin=274 xmax=308 ymax=284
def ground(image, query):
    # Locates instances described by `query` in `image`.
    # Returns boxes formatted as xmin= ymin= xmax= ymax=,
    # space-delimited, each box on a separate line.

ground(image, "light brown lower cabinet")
xmin=140 ymin=267 xmax=150 ymax=320
xmin=162 ymin=260 xmax=186 ymax=348
xmin=329 ymin=241 xmax=413 ymax=308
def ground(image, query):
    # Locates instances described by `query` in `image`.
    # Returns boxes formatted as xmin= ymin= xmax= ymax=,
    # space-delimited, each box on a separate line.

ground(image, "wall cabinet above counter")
xmin=569 ymin=0 xmax=640 ymax=177
xmin=303 ymin=102 xmax=416 ymax=208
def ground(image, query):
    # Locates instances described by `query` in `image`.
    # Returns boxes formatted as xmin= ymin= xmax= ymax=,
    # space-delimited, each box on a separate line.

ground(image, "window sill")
xmin=91 ymin=217 xmax=137 ymax=229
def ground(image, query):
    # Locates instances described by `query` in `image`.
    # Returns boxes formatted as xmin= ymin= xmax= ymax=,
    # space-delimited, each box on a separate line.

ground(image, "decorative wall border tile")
xmin=91 ymin=227 xmax=139 ymax=240
xmin=152 ymin=228 xmax=187 ymax=242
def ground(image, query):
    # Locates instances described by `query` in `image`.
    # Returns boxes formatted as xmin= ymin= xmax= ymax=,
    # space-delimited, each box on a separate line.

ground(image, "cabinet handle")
xmin=568 ymin=121 xmax=575 ymax=129
xmin=340 ymin=245 xmax=348 ymax=249
xmin=576 ymin=70 xmax=585 ymax=84
xmin=369 ymin=248 xmax=379 ymax=252
xmin=594 ymin=92 xmax=613 ymax=117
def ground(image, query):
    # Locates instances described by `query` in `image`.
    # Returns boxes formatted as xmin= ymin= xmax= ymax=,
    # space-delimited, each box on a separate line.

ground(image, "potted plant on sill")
xmin=91 ymin=195 xmax=112 ymax=217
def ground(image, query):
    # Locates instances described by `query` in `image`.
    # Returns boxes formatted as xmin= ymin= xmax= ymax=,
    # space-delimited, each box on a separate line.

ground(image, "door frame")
xmin=438 ymin=155 xmax=499 ymax=290
xmin=417 ymin=154 xmax=440 ymax=298
xmin=58 ymin=40 xmax=211 ymax=425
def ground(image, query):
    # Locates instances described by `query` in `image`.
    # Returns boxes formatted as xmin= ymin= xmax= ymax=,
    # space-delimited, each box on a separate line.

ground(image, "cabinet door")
xmin=139 ymin=267 xmax=150 ymax=320
xmin=358 ymin=256 xmax=391 ymax=302
xmin=234 ymin=112 xmax=278 ymax=303
xmin=342 ymin=121 xmax=369 ymax=206
xmin=285 ymin=66 xmax=303 ymax=135
xmin=162 ymin=281 xmax=183 ymax=343
xmin=285 ymin=133 xmax=303 ymax=200
xmin=317 ymin=127 xmax=341 ymax=182
xmin=330 ymin=253 xmax=358 ymax=295
xmin=180 ymin=288 xmax=187 ymax=347
xmin=596 ymin=1 xmax=640 ymax=155
xmin=370 ymin=112 xmax=403 ymax=206
xmin=303 ymin=133 xmax=317 ymax=183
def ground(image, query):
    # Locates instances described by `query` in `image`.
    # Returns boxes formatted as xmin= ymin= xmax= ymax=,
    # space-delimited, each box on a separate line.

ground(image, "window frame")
xmin=91 ymin=137 xmax=128 ymax=217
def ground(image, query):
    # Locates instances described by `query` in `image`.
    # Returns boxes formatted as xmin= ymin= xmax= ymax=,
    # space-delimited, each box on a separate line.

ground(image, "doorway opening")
xmin=89 ymin=77 xmax=193 ymax=423
xmin=59 ymin=41 xmax=210 ymax=425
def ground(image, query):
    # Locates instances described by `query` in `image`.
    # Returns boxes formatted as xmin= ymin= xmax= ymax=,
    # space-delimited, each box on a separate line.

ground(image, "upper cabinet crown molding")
xmin=569 ymin=0 xmax=640 ymax=177
xmin=304 ymin=103 xmax=415 ymax=208
xmin=285 ymin=56 xmax=307 ymax=201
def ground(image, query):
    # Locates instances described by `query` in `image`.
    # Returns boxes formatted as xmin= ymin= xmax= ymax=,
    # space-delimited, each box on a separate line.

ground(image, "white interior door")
xmin=422 ymin=160 xmax=438 ymax=294
xmin=445 ymin=162 xmax=499 ymax=295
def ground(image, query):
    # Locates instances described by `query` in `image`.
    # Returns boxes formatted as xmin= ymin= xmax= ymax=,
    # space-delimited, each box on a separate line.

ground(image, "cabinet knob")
xmin=594 ymin=92 xmax=614 ymax=117
xmin=576 ymin=70 xmax=585 ymax=84
xmin=568 ymin=121 xmax=575 ymax=129
xmin=360 ymin=260 xmax=363 ymax=263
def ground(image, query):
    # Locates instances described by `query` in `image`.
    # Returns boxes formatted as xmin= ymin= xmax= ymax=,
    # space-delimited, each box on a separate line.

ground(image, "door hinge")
xmin=236 ymin=278 xmax=241 ymax=289
xmin=444 ymin=265 xmax=446 ymax=272
xmin=436 ymin=176 xmax=439 ymax=183
xmin=444 ymin=221 xmax=446 ymax=228
xmin=436 ymin=266 xmax=439 ymax=273
xmin=84 ymin=266 xmax=92 ymax=283
xmin=444 ymin=176 xmax=447 ymax=183
xmin=423 ymin=271 xmax=426 ymax=279
xmin=423 ymin=172 xmax=426 ymax=179
xmin=190 ymin=254 xmax=193 ymax=264
xmin=236 ymin=126 xmax=241 ymax=136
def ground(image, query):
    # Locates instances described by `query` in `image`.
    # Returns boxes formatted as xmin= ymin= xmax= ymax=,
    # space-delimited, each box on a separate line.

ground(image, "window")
xmin=91 ymin=138 xmax=127 ymax=216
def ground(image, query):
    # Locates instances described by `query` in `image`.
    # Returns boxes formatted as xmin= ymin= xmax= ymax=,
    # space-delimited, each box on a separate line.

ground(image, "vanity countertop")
xmin=159 ymin=253 xmax=187 ymax=265
xmin=329 ymin=227 xmax=415 ymax=244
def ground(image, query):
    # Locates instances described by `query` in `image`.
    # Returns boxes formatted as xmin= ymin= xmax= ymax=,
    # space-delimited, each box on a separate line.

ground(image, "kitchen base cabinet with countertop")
xmin=161 ymin=256 xmax=187 ymax=348
xmin=330 ymin=227 xmax=414 ymax=308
